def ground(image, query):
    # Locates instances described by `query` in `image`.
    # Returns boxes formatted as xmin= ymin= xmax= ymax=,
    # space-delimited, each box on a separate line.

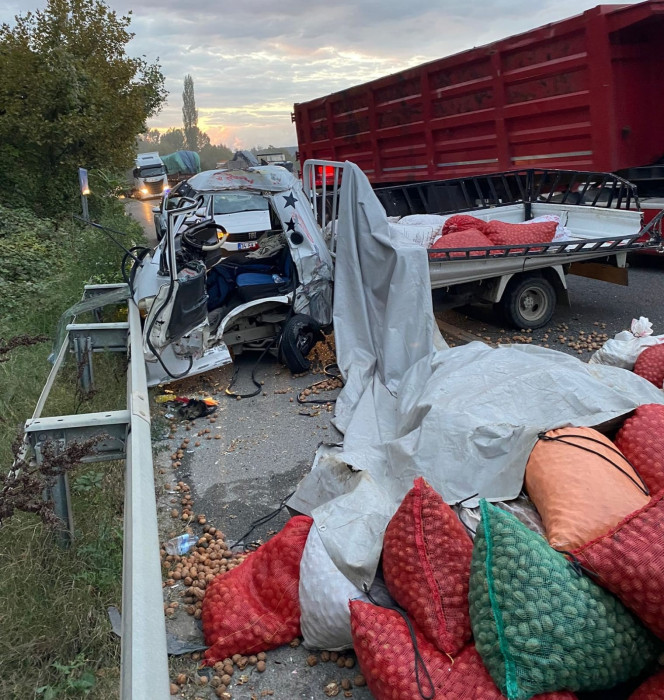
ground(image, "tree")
xmin=136 ymin=128 xmax=161 ymax=153
xmin=199 ymin=143 xmax=233 ymax=171
xmin=182 ymin=74 xmax=199 ymax=152
xmin=158 ymin=128 xmax=185 ymax=155
xmin=0 ymin=0 xmax=167 ymax=214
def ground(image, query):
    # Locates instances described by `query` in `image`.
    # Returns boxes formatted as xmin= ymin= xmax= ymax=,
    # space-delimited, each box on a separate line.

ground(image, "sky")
xmin=0 ymin=0 xmax=646 ymax=150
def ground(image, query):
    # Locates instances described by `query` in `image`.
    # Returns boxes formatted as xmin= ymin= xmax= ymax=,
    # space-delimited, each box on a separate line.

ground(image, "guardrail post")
xmin=34 ymin=441 xmax=75 ymax=549
xmin=73 ymin=335 xmax=94 ymax=393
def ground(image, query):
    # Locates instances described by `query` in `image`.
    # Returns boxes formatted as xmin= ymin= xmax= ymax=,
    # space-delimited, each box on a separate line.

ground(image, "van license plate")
xmin=237 ymin=242 xmax=258 ymax=250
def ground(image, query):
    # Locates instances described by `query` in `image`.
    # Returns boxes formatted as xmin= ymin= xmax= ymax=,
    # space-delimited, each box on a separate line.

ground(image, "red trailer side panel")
xmin=294 ymin=1 xmax=664 ymax=184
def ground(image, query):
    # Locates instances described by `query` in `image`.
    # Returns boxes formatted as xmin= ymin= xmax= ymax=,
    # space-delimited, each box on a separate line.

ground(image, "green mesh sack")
xmin=469 ymin=500 xmax=659 ymax=700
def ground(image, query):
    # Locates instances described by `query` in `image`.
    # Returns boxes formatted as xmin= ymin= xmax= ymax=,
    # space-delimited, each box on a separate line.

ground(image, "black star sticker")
xmin=283 ymin=192 xmax=298 ymax=208
xmin=286 ymin=217 xmax=297 ymax=232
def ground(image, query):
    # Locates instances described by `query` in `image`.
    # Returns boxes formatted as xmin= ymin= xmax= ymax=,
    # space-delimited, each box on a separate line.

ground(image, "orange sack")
xmin=524 ymin=426 xmax=649 ymax=551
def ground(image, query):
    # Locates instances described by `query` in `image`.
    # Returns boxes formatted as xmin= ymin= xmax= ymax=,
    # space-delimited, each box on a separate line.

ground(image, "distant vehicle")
xmin=161 ymin=150 xmax=201 ymax=186
xmin=133 ymin=152 xmax=169 ymax=199
xmin=152 ymin=169 xmax=274 ymax=254
xmin=255 ymin=151 xmax=294 ymax=173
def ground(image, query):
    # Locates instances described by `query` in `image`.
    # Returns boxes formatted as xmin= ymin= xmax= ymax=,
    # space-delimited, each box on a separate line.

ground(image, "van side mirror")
xmin=152 ymin=206 xmax=160 ymax=214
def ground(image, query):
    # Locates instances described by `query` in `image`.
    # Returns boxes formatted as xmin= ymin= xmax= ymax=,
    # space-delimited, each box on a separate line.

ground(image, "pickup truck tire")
xmin=501 ymin=274 xmax=555 ymax=329
xmin=278 ymin=314 xmax=323 ymax=373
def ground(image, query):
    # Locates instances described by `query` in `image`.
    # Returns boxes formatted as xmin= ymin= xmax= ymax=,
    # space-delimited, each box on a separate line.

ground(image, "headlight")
xmin=163 ymin=186 xmax=170 ymax=193
xmin=141 ymin=188 xmax=148 ymax=194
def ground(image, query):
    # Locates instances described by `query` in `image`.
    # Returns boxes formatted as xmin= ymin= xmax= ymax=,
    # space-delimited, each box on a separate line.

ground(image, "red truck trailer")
xmin=293 ymin=1 xmax=664 ymax=193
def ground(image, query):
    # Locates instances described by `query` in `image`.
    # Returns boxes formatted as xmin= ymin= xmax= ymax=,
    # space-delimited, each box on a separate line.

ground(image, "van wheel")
xmin=501 ymin=274 xmax=555 ymax=329
xmin=278 ymin=314 xmax=323 ymax=373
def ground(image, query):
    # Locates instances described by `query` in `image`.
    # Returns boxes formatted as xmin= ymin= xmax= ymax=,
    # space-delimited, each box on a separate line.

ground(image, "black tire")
xmin=278 ymin=314 xmax=323 ymax=373
xmin=501 ymin=274 xmax=556 ymax=329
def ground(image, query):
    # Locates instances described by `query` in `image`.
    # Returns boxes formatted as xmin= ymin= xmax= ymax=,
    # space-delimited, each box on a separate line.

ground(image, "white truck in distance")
xmin=133 ymin=152 xmax=169 ymax=199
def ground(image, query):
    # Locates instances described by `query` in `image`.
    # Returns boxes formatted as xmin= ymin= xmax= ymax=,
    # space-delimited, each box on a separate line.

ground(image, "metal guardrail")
xmin=22 ymin=283 xmax=169 ymax=699
xmin=121 ymin=292 xmax=169 ymax=699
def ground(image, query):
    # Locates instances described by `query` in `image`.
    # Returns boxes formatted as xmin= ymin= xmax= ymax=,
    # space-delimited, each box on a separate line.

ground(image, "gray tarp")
xmin=289 ymin=163 xmax=664 ymax=590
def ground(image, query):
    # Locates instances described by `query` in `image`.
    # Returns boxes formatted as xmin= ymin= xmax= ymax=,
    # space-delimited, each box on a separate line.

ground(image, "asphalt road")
xmin=435 ymin=253 xmax=664 ymax=352
xmin=124 ymin=195 xmax=159 ymax=247
xmin=126 ymin=203 xmax=664 ymax=700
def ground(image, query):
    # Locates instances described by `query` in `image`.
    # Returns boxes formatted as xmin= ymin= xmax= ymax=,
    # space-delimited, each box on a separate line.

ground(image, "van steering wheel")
xmin=181 ymin=222 xmax=229 ymax=252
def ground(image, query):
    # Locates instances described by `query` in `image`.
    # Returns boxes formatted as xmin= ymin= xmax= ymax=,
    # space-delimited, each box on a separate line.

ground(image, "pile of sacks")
xmin=388 ymin=213 xmax=571 ymax=257
xmin=590 ymin=317 xmax=664 ymax=390
xmin=201 ymin=402 xmax=664 ymax=699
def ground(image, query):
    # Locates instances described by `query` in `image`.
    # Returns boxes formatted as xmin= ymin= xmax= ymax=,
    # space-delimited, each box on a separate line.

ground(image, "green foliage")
xmin=73 ymin=471 xmax=103 ymax=493
xmin=0 ymin=189 xmax=140 ymax=697
xmin=137 ymin=128 xmax=161 ymax=153
xmin=0 ymin=196 xmax=141 ymax=328
xmin=200 ymin=142 xmax=233 ymax=170
xmin=0 ymin=0 xmax=167 ymax=215
xmin=0 ymin=206 xmax=64 ymax=316
xmin=36 ymin=655 xmax=96 ymax=698
xmin=156 ymin=127 xmax=185 ymax=154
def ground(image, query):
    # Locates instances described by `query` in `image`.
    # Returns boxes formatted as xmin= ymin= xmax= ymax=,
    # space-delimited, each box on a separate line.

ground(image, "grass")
xmin=0 ymin=197 xmax=146 ymax=698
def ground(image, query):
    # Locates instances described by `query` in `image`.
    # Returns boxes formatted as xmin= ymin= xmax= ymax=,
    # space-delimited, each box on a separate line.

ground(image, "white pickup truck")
xmin=119 ymin=161 xmax=663 ymax=387
xmin=305 ymin=163 xmax=663 ymax=329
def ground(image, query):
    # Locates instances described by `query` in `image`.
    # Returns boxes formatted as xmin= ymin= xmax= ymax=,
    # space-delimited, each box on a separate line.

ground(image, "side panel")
xmin=294 ymin=1 xmax=664 ymax=184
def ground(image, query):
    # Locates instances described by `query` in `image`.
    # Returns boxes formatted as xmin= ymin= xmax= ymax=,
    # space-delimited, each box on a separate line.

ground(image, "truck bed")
xmin=371 ymin=168 xmax=663 ymax=286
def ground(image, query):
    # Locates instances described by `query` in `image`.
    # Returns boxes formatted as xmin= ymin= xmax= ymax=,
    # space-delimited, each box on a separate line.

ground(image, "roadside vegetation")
xmin=0 ymin=195 xmax=145 ymax=698
xmin=0 ymin=0 xmax=166 ymax=696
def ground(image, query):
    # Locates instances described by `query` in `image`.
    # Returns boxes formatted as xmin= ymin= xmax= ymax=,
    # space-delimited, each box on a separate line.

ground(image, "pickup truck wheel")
xmin=502 ymin=275 xmax=555 ymax=330
xmin=278 ymin=314 xmax=323 ymax=373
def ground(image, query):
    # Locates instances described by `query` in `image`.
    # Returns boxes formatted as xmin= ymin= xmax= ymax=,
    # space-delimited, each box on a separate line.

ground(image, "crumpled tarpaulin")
xmin=289 ymin=162 xmax=664 ymax=591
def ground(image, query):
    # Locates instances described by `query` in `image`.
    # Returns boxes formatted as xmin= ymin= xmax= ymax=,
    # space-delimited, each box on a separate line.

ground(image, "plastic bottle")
xmin=164 ymin=533 xmax=197 ymax=556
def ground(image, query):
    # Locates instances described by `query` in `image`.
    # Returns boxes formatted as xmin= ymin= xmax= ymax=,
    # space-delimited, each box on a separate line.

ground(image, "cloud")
xmin=0 ymin=0 xmax=644 ymax=148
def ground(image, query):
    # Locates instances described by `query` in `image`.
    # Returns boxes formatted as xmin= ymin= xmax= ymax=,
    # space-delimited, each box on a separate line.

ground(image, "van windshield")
xmin=212 ymin=192 xmax=269 ymax=215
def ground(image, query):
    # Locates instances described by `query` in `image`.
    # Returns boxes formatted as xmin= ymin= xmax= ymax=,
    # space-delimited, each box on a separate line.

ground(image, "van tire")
xmin=501 ymin=274 xmax=555 ymax=329
xmin=278 ymin=315 xmax=323 ymax=373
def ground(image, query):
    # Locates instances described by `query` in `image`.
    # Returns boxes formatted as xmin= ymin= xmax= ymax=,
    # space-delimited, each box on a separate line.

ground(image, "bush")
xmin=0 ymin=190 xmax=145 ymax=697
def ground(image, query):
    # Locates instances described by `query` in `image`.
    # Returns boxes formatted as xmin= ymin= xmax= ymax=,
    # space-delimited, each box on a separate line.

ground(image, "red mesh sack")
xmin=486 ymin=219 xmax=557 ymax=251
xmin=382 ymin=477 xmax=472 ymax=655
xmin=430 ymin=228 xmax=495 ymax=259
xmin=630 ymin=669 xmax=664 ymax=699
xmin=572 ymin=493 xmax=664 ymax=639
xmin=442 ymin=214 xmax=489 ymax=235
xmin=349 ymin=600 xmax=577 ymax=700
xmin=202 ymin=515 xmax=312 ymax=664
xmin=634 ymin=344 xmax=664 ymax=388
xmin=615 ymin=404 xmax=664 ymax=495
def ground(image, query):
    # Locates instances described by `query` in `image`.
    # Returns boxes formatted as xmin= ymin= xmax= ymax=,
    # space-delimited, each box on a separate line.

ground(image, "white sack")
xmin=299 ymin=526 xmax=394 ymax=651
xmin=388 ymin=222 xmax=441 ymax=249
xmin=589 ymin=317 xmax=664 ymax=369
xmin=398 ymin=214 xmax=451 ymax=227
